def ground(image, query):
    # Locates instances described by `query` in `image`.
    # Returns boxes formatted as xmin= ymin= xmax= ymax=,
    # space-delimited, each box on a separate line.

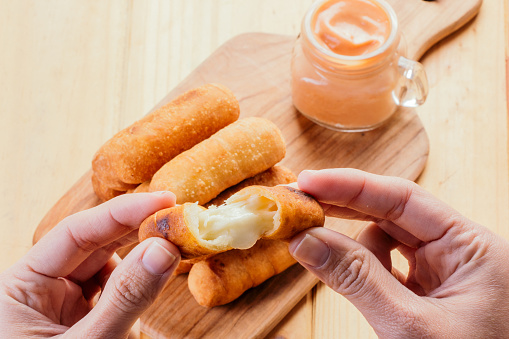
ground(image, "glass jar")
xmin=291 ymin=0 xmax=428 ymax=132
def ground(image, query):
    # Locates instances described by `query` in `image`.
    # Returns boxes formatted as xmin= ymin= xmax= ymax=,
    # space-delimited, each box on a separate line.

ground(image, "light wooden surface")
xmin=0 ymin=0 xmax=507 ymax=338
xmin=31 ymin=1 xmax=482 ymax=333
xmin=31 ymin=31 xmax=431 ymax=339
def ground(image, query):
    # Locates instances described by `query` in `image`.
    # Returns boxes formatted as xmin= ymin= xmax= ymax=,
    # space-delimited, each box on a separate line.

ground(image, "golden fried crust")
xmin=126 ymin=181 xmax=151 ymax=194
xmin=92 ymin=83 xmax=240 ymax=191
xmin=230 ymin=185 xmax=325 ymax=240
xmin=139 ymin=185 xmax=324 ymax=260
xmin=149 ymin=117 xmax=286 ymax=204
xmin=133 ymin=181 xmax=151 ymax=193
xmin=174 ymin=260 xmax=195 ymax=275
xmin=173 ymin=255 xmax=214 ymax=275
xmin=138 ymin=205 xmax=219 ymax=259
xmin=204 ymin=165 xmax=297 ymax=207
xmin=175 ymin=166 xmax=296 ymax=275
xmin=188 ymin=240 xmax=296 ymax=307
xmin=91 ymin=173 xmax=129 ymax=202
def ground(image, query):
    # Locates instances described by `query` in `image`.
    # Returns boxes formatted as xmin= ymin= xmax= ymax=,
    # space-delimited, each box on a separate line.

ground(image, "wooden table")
xmin=0 ymin=1 xmax=507 ymax=338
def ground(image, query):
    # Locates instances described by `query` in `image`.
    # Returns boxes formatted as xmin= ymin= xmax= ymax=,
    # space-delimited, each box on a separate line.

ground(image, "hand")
xmin=289 ymin=169 xmax=509 ymax=338
xmin=0 ymin=192 xmax=181 ymax=338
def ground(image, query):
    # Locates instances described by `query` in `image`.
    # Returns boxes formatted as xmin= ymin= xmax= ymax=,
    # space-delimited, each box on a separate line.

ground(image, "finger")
xmin=324 ymin=203 xmax=423 ymax=248
xmin=22 ymin=192 xmax=176 ymax=278
xmin=356 ymin=225 xmax=421 ymax=291
xmin=395 ymin=244 xmax=427 ymax=295
xmin=67 ymin=229 xmax=139 ymax=283
xmin=67 ymin=238 xmax=180 ymax=338
xmin=97 ymin=253 xmax=122 ymax=292
xmin=78 ymin=255 xmax=121 ymax=303
xmin=298 ymin=169 xmax=465 ymax=243
xmin=391 ymin=267 xmax=408 ymax=285
xmin=356 ymin=223 xmax=399 ymax=271
xmin=322 ymin=203 xmax=372 ymax=220
xmin=289 ymin=227 xmax=425 ymax=334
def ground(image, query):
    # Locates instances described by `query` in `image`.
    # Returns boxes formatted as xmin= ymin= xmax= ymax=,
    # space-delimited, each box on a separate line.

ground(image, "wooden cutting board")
xmin=33 ymin=0 xmax=481 ymax=338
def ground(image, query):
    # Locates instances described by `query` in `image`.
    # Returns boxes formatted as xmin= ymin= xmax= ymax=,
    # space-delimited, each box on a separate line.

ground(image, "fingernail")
xmin=299 ymin=170 xmax=317 ymax=178
xmin=291 ymin=234 xmax=330 ymax=267
xmin=142 ymin=241 xmax=176 ymax=274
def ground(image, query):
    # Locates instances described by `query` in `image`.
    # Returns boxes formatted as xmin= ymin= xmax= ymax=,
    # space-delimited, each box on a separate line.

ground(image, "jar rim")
xmin=302 ymin=0 xmax=399 ymax=62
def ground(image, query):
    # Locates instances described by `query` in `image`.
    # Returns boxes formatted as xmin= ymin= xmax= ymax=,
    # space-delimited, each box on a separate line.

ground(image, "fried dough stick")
xmin=120 ymin=167 xmax=297 ymax=265
xmin=149 ymin=117 xmax=286 ymax=205
xmin=139 ymin=185 xmax=324 ymax=259
xmin=188 ymin=239 xmax=296 ymax=307
xmin=204 ymin=165 xmax=297 ymax=208
xmin=92 ymin=83 xmax=240 ymax=197
xmin=175 ymin=165 xmax=297 ymax=275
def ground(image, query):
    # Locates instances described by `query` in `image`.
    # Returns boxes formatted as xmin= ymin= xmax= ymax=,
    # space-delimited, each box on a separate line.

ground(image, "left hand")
xmin=0 ymin=192 xmax=181 ymax=338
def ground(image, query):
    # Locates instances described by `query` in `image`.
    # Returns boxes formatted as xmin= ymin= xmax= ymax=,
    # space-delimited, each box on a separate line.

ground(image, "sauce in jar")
xmin=291 ymin=0 xmax=428 ymax=132
xmin=313 ymin=0 xmax=390 ymax=56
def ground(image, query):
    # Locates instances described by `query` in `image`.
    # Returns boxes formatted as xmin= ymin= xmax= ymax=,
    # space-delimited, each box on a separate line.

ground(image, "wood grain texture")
xmin=31 ymin=0 xmax=483 ymax=334
xmin=506 ymin=0 xmax=509 ymax=122
xmin=31 ymin=0 xmax=483 ymax=243
xmin=396 ymin=0 xmax=482 ymax=60
xmin=32 ymin=33 xmax=428 ymax=339
xmin=1 ymin=0 xmax=505 ymax=338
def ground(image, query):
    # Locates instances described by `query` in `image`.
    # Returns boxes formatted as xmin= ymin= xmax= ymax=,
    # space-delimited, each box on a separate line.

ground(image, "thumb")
xmin=289 ymin=227 xmax=424 ymax=334
xmin=70 ymin=238 xmax=180 ymax=338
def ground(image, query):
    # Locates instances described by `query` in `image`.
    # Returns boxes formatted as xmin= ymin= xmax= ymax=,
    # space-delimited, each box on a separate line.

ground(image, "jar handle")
xmin=393 ymin=56 xmax=428 ymax=108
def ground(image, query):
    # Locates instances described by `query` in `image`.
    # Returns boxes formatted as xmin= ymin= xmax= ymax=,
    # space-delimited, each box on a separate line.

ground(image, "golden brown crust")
xmin=174 ymin=260 xmax=195 ymax=275
xmin=138 ymin=205 xmax=220 ymax=259
xmin=91 ymin=173 xmax=129 ymax=202
xmin=92 ymin=83 xmax=240 ymax=192
xmin=139 ymin=185 xmax=324 ymax=259
xmin=133 ymin=181 xmax=151 ymax=193
xmin=204 ymin=165 xmax=297 ymax=207
xmin=172 ymin=255 xmax=215 ymax=275
xmin=177 ymin=166 xmax=296 ymax=274
xmin=149 ymin=117 xmax=286 ymax=204
xmin=188 ymin=240 xmax=296 ymax=307
xmin=231 ymin=185 xmax=325 ymax=240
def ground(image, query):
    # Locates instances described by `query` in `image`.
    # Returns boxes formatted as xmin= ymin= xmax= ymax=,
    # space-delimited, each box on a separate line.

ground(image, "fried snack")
xmin=204 ymin=165 xmax=296 ymax=208
xmin=134 ymin=181 xmax=151 ymax=193
xmin=139 ymin=185 xmax=324 ymax=259
xmin=91 ymin=173 xmax=132 ymax=201
xmin=92 ymin=83 xmax=240 ymax=192
xmin=188 ymin=239 xmax=296 ymax=307
xmin=149 ymin=117 xmax=286 ymax=205
xmin=176 ymin=165 xmax=297 ymax=275
xmin=174 ymin=260 xmax=195 ymax=276
xmin=125 ymin=181 xmax=151 ymax=194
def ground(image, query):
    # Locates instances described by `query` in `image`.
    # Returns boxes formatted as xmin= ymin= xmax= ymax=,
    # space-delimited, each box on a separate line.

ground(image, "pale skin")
xmin=0 ymin=192 xmax=181 ymax=338
xmin=1 ymin=169 xmax=509 ymax=338
xmin=289 ymin=169 xmax=509 ymax=338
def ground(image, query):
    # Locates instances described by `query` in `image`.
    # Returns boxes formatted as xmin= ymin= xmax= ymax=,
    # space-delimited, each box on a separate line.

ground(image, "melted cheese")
xmin=197 ymin=195 xmax=277 ymax=249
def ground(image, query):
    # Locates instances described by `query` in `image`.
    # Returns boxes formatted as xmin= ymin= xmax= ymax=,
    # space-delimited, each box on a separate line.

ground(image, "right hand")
xmin=289 ymin=168 xmax=509 ymax=338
